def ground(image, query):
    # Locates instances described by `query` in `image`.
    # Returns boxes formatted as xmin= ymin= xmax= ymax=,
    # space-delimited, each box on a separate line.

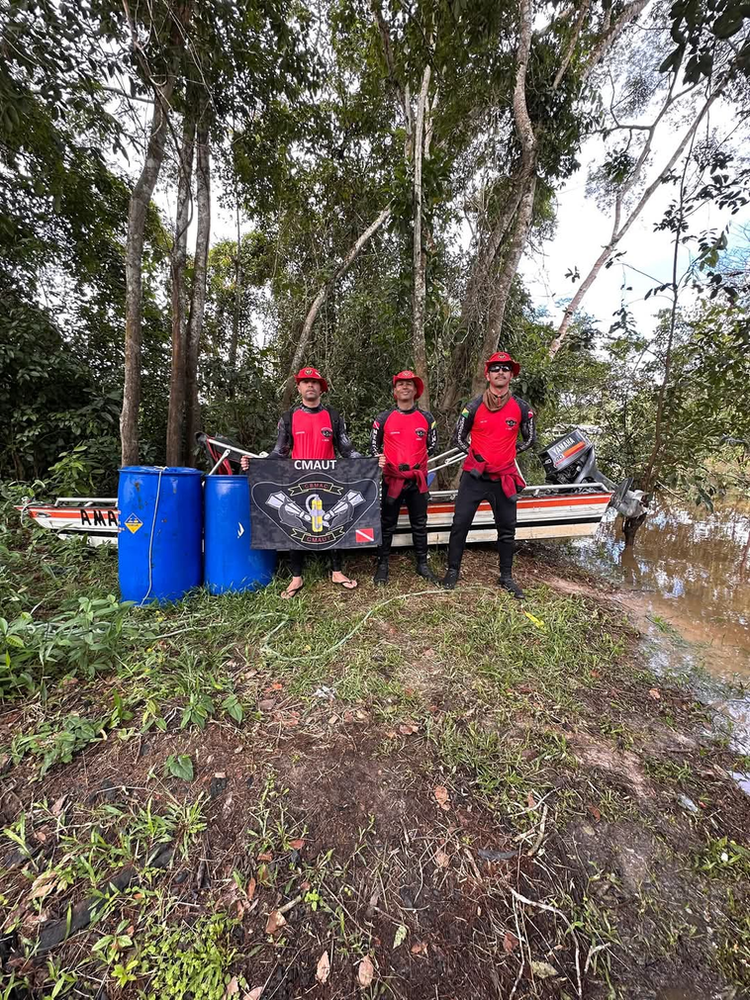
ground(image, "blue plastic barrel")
xmin=204 ymin=475 xmax=277 ymax=595
xmin=118 ymin=466 xmax=203 ymax=604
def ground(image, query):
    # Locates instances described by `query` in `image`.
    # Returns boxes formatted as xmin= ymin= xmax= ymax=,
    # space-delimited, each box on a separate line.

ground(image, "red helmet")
xmin=484 ymin=351 xmax=520 ymax=377
xmin=392 ymin=369 xmax=424 ymax=400
xmin=295 ymin=366 xmax=328 ymax=393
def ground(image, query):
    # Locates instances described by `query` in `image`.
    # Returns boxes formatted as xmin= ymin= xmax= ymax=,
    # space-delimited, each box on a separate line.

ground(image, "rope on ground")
xmin=260 ymin=588 xmax=447 ymax=662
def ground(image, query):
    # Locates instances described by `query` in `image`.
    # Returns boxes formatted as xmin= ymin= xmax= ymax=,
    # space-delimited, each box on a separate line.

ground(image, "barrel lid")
xmin=119 ymin=466 xmax=203 ymax=476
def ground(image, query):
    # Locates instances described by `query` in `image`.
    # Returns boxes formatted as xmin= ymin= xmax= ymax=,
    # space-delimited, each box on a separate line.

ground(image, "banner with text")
xmin=248 ymin=458 xmax=381 ymax=550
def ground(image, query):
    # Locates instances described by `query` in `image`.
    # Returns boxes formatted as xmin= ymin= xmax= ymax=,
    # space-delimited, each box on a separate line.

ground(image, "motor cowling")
xmin=539 ymin=429 xmax=646 ymax=519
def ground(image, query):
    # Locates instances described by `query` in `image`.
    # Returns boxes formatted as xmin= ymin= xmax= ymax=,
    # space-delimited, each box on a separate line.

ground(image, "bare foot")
xmin=280 ymin=576 xmax=304 ymax=599
xmin=331 ymin=571 xmax=358 ymax=590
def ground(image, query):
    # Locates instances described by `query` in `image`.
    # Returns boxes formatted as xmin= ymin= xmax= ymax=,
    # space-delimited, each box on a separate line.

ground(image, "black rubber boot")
xmin=416 ymin=560 xmax=439 ymax=584
xmin=440 ymin=568 xmax=459 ymax=590
xmin=373 ymin=558 xmax=389 ymax=586
xmin=499 ymin=575 xmax=525 ymax=600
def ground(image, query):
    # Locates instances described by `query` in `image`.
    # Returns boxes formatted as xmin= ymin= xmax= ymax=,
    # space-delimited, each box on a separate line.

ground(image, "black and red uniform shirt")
xmin=454 ymin=394 xmax=535 ymax=477
xmin=270 ymin=405 xmax=361 ymax=461
xmin=370 ymin=406 xmax=438 ymax=469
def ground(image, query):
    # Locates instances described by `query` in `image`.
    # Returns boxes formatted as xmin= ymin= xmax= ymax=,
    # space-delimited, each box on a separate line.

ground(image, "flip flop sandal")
xmin=331 ymin=577 xmax=358 ymax=590
xmin=280 ymin=582 xmax=305 ymax=600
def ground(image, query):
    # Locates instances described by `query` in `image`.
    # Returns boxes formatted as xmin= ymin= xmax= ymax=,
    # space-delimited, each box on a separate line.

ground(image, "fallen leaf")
xmin=30 ymin=870 xmax=58 ymax=901
xmin=410 ymin=940 xmax=428 ymax=956
xmin=434 ymin=849 xmax=449 ymax=868
xmin=225 ymin=976 xmax=240 ymax=997
xmin=257 ymin=852 xmax=273 ymax=862
xmin=270 ymin=682 xmax=283 ymax=691
xmin=289 ymin=839 xmax=305 ymax=850
xmin=503 ymin=931 xmax=519 ymax=954
xmin=399 ymin=722 xmax=418 ymax=735
xmin=265 ymin=910 xmax=286 ymax=934
xmin=517 ymin=682 xmax=534 ymax=694
xmin=343 ymin=711 xmax=354 ymax=723
xmin=587 ymin=804 xmax=601 ymax=823
xmin=590 ymin=668 xmax=601 ymax=679
xmin=358 ymin=955 xmax=375 ymax=987
xmin=328 ymin=715 xmax=339 ymax=725
xmin=530 ymin=960 xmax=559 ymax=979
xmin=433 ymin=786 xmax=450 ymax=811
xmin=244 ymin=989 xmax=263 ymax=1000
xmin=355 ymin=709 xmax=368 ymax=720
xmin=51 ymin=795 xmax=66 ymax=817
xmin=246 ymin=877 xmax=256 ymax=901
xmin=258 ymin=699 xmax=275 ymax=711
xmin=523 ymin=611 xmax=546 ymax=629
xmin=527 ymin=791 xmax=537 ymax=809
xmin=393 ymin=924 xmax=408 ymax=949
xmin=316 ymin=951 xmax=330 ymax=984
xmin=648 ymin=688 xmax=661 ymax=700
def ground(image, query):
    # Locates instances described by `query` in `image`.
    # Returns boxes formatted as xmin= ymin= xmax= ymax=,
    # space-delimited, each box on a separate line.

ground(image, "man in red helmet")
xmin=441 ymin=352 xmax=536 ymax=598
xmin=370 ymin=370 xmax=439 ymax=585
xmin=241 ymin=366 xmax=361 ymax=599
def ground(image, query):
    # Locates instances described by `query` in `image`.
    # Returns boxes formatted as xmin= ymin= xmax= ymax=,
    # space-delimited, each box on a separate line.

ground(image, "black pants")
xmin=379 ymin=482 xmax=429 ymax=561
xmin=289 ymin=549 xmax=343 ymax=577
xmin=446 ymin=473 xmax=517 ymax=575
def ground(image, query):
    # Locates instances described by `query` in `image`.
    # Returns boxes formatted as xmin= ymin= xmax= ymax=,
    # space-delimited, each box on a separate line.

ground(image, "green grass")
xmin=2 ymin=509 xmax=749 ymax=999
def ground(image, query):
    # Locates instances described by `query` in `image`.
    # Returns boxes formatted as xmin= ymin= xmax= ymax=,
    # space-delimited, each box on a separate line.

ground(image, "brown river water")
xmin=566 ymin=498 xmax=750 ymax=752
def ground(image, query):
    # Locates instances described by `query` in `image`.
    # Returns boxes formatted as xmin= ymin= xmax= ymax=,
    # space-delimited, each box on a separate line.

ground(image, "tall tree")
xmin=166 ymin=115 xmax=195 ymax=466
xmin=184 ymin=114 xmax=212 ymax=459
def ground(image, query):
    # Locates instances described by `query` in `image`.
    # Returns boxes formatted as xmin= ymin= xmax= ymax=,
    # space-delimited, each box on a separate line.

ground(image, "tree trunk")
xmin=412 ymin=65 xmax=432 ymax=413
xmin=438 ymin=0 xmax=650 ymax=411
xmin=120 ymin=80 xmax=174 ymax=466
xmin=474 ymin=176 xmax=537 ymax=393
xmin=469 ymin=0 xmax=536 ymax=394
xmin=281 ymin=205 xmax=392 ymax=408
xmin=166 ymin=114 xmax=195 ymax=466
xmin=229 ymin=196 xmax=242 ymax=393
xmin=622 ymin=510 xmax=647 ymax=547
xmin=184 ymin=117 xmax=211 ymax=465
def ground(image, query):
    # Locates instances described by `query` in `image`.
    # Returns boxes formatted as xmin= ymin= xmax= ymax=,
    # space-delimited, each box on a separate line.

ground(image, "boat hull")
xmin=18 ymin=484 xmax=612 ymax=548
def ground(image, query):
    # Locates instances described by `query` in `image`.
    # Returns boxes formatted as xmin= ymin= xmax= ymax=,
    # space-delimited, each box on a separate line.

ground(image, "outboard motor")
xmin=538 ymin=428 xmax=646 ymax=519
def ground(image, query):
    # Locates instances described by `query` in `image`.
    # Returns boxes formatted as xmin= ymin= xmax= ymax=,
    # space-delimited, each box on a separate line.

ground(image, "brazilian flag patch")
xmin=461 ymin=408 xmax=469 ymax=417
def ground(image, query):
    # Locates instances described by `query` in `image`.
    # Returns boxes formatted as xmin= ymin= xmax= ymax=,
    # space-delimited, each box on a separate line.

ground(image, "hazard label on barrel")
xmin=125 ymin=513 xmax=143 ymax=534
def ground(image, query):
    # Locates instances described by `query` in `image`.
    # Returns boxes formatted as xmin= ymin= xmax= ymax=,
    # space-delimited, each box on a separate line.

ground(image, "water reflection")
xmin=572 ymin=500 xmax=750 ymax=681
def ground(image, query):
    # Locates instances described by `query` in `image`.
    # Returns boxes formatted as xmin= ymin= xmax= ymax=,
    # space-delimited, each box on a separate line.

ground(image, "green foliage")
xmin=695 ymin=836 xmax=750 ymax=880
xmin=164 ymin=754 xmax=195 ymax=782
xmin=0 ymin=596 xmax=143 ymax=702
xmin=0 ymin=293 xmax=121 ymax=484
xmin=8 ymin=714 xmax=107 ymax=775
xmin=136 ymin=914 xmax=241 ymax=1000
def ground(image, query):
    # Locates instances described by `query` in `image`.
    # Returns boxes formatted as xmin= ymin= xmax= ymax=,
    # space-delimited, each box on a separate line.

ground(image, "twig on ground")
xmin=584 ymin=941 xmax=612 ymax=974
xmin=527 ymin=803 xmax=549 ymax=857
xmin=509 ymin=888 xmax=583 ymax=999
xmin=277 ymin=893 xmax=303 ymax=915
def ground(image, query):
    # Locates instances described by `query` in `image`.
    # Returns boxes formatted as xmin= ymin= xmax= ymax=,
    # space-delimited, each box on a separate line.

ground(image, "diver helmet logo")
xmin=306 ymin=494 xmax=324 ymax=533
